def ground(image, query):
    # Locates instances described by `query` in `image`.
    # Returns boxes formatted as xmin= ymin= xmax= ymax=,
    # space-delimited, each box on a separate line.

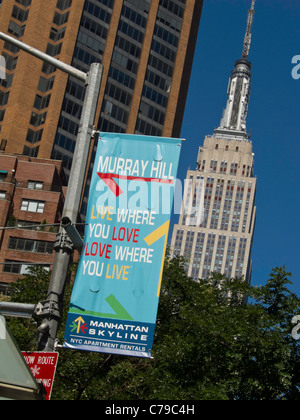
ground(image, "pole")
xmin=37 ymin=63 xmax=102 ymax=351
xmin=0 ymin=302 xmax=36 ymax=319
xmin=0 ymin=32 xmax=87 ymax=82
xmin=0 ymin=32 xmax=103 ymax=351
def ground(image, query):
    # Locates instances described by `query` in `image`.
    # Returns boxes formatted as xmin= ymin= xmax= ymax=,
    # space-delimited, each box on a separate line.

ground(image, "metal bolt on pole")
xmin=0 ymin=32 xmax=103 ymax=352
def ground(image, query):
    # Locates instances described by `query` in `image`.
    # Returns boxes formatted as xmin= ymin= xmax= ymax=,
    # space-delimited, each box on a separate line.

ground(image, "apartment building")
xmin=0 ymin=0 xmax=203 ymax=171
xmin=0 ymin=153 xmax=66 ymax=294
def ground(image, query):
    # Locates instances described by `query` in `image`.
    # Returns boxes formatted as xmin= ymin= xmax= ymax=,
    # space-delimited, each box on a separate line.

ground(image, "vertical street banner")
xmin=64 ymin=133 xmax=182 ymax=358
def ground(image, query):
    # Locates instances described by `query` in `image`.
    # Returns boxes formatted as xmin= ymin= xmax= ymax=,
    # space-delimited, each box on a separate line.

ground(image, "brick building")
xmin=0 ymin=153 xmax=66 ymax=295
xmin=0 ymin=0 xmax=203 ymax=157
xmin=0 ymin=0 xmax=203 ymax=184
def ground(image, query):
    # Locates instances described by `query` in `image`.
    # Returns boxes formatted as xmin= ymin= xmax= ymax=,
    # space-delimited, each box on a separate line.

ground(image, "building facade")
xmin=171 ymin=135 xmax=256 ymax=283
xmin=0 ymin=153 xmax=66 ymax=295
xmin=0 ymin=0 xmax=203 ymax=184
xmin=171 ymin=1 xmax=257 ymax=283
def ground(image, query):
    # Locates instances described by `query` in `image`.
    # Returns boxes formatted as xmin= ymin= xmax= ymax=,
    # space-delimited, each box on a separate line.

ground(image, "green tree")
xmin=7 ymin=266 xmax=50 ymax=351
xmin=5 ymin=259 xmax=300 ymax=400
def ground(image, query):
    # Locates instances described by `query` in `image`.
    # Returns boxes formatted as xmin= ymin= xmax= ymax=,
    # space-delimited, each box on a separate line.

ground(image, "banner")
xmin=64 ymin=133 xmax=182 ymax=358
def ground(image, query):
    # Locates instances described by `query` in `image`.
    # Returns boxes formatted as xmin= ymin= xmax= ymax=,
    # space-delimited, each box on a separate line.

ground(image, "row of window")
xmin=53 ymin=0 xmax=187 ymax=176
xmin=0 ymin=0 xmax=33 ymax=130
xmin=21 ymin=199 xmax=45 ymax=213
xmin=8 ymin=237 xmax=54 ymax=254
xmin=175 ymin=229 xmax=248 ymax=280
xmin=53 ymin=0 xmax=113 ymax=172
xmin=134 ymin=0 xmax=183 ymax=136
xmin=182 ymin=175 xmax=254 ymax=233
xmin=3 ymin=261 xmax=50 ymax=275
xmin=199 ymin=159 xmax=253 ymax=177
xmin=84 ymin=0 xmax=113 ymax=23
xmin=23 ymin=1 xmax=73 ymax=157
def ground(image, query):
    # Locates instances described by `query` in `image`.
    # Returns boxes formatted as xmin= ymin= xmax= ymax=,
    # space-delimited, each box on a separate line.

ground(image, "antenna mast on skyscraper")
xmin=215 ymin=0 xmax=257 ymax=137
xmin=242 ymin=0 xmax=256 ymax=61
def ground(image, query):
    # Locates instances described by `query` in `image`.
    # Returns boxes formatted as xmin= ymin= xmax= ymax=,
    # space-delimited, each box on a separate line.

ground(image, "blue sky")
xmin=172 ymin=0 xmax=300 ymax=293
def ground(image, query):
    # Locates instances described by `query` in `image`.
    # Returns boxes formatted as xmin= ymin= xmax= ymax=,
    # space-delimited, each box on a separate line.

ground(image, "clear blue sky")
xmin=172 ymin=0 xmax=300 ymax=293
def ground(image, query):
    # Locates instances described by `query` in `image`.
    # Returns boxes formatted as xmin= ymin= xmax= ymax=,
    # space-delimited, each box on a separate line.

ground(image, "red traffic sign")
xmin=22 ymin=352 xmax=59 ymax=400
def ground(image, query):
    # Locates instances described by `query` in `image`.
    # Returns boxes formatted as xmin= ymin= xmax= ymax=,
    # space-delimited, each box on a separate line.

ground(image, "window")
xmin=154 ymin=25 xmax=179 ymax=48
xmin=53 ymin=11 xmax=70 ymax=26
xmin=160 ymin=0 xmax=184 ymax=18
xmin=0 ymin=191 xmax=6 ymax=199
xmin=0 ymin=172 xmax=7 ymax=182
xmin=11 ymin=5 xmax=29 ymax=22
xmin=3 ymin=261 xmax=31 ymax=275
xmin=0 ymin=92 xmax=9 ymax=106
xmin=61 ymin=98 xmax=82 ymax=118
xmin=0 ymin=283 xmax=11 ymax=297
xmin=8 ymin=237 xmax=54 ymax=254
xmin=26 ymin=128 xmax=43 ymax=144
xmin=230 ymin=162 xmax=238 ymax=175
xmin=220 ymin=161 xmax=227 ymax=174
xmin=81 ymin=16 xmax=108 ymax=41
xmin=157 ymin=8 xmax=182 ymax=32
xmin=46 ymin=42 xmax=62 ymax=57
xmin=2 ymin=53 xmax=18 ymax=71
xmin=16 ymin=0 xmax=32 ymax=6
xmin=210 ymin=160 xmax=217 ymax=173
xmin=34 ymin=94 xmax=51 ymax=110
xmin=84 ymin=1 xmax=114 ymax=24
xmin=37 ymin=76 xmax=55 ymax=93
xmin=30 ymin=112 xmax=47 ymax=127
xmin=78 ymin=31 xmax=104 ymax=54
xmin=122 ymin=5 xmax=147 ymax=28
xmin=20 ymin=199 xmax=45 ymax=213
xmin=3 ymin=261 xmax=50 ymax=274
xmin=27 ymin=181 xmax=43 ymax=190
xmin=50 ymin=27 xmax=66 ymax=42
xmin=23 ymin=145 xmax=40 ymax=158
xmin=8 ymin=21 xmax=25 ymax=38
xmin=42 ymin=62 xmax=56 ymax=76
xmin=56 ymin=0 xmax=72 ymax=10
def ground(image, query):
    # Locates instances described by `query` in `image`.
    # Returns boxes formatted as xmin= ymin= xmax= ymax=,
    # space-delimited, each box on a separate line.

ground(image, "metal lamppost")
xmin=0 ymin=32 xmax=103 ymax=351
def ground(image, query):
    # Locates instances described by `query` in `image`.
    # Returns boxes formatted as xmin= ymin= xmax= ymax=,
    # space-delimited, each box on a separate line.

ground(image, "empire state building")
xmin=171 ymin=1 xmax=257 ymax=284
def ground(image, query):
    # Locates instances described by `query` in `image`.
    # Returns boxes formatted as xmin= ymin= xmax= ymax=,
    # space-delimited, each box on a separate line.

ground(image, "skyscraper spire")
xmin=215 ymin=0 xmax=256 ymax=139
xmin=241 ymin=0 xmax=256 ymax=61
xmin=171 ymin=1 xmax=258 ymax=286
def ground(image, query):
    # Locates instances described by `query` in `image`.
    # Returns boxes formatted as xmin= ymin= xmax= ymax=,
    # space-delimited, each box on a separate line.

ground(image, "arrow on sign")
xmin=144 ymin=220 xmax=170 ymax=247
xmin=144 ymin=220 xmax=170 ymax=297
xmin=70 ymin=294 xmax=134 ymax=321
xmin=97 ymin=173 xmax=124 ymax=197
xmin=97 ymin=172 xmax=174 ymax=197
xmin=70 ymin=316 xmax=88 ymax=334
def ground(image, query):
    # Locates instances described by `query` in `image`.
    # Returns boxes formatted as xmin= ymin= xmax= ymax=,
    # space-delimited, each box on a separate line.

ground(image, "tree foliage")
xmin=5 ymin=260 xmax=300 ymax=400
